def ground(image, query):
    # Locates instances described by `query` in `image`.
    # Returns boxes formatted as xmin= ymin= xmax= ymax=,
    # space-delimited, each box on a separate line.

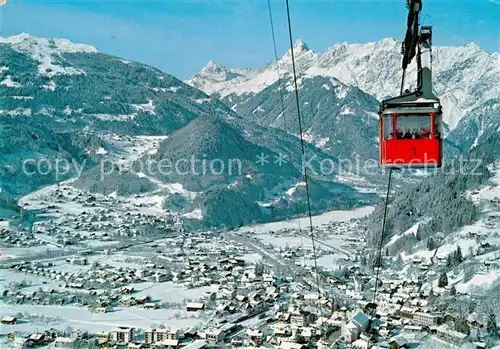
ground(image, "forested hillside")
xmin=367 ymin=132 xmax=500 ymax=254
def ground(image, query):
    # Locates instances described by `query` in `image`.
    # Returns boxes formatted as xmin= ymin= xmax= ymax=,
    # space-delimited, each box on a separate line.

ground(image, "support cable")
xmin=372 ymin=167 xmax=394 ymax=305
xmin=266 ymin=0 xmax=307 ymax=271
xmin=285 ymin=0 xmax=324 ymax=313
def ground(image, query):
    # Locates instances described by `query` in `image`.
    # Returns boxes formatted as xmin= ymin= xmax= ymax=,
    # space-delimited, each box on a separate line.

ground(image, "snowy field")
xmin=236 ymin=206 xmax=374 ymax=234
xmin=104 ymin=134 xmax=168 ymax=166
xmin=456 ymin=270 xmax=500 ymax=294
xmin=0 ymin=267 xmax=216 ymax=334
xmin=257 ymin=235 xmax=315 ymax=249
xmin=403 ymin=220 xmax=500 ymax=295
xmin=15 ymin=134 xmax=191 ymax=230
xmin=19 ymin=182 xmax=172 ymax=222
xmin=0 ymin=269 xmax=66 ymax=293
xmin=0 ymin=244 xmax=62 ymax=260
xmin=239 ymin=253 xmax=263 ymax=264
xmin=46 ymin=251 xmax=171 ymax=272
xmin=235 ymin=205 xmax=373 ymax=271
xmin=256 ymin=234 xmax=354 ymax=253
xmin=303 ymin=254 xmax=346 ymax=271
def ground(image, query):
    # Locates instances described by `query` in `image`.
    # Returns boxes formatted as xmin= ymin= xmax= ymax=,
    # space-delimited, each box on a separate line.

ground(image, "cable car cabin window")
xmin=396 ymin=114 xmax=431 ymax=139
xmin=383 ymin=116 xmax=394 ymax=140
xmin=434 ymin=114 xmax=442 ymax=139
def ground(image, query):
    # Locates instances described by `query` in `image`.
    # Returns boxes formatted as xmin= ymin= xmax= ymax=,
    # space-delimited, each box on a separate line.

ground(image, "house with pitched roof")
xmin=341 ymin=312 xmax=370 ymax=343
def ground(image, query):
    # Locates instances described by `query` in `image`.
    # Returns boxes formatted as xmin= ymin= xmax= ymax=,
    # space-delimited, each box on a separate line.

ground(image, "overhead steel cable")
xmin=372 ymin=167 xmax=394 ymax=305
xmin=284 ymin=0 xmax=324 ymax=307
xmin=266 ymin=0 xmax=307 ymax=269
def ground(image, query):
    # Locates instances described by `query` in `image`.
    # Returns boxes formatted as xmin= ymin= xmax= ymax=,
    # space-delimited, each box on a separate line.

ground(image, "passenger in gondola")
xmin=402 ymin=129 xmax=413 ymax=139
xmin=411 ymin=128 xmax=420 ymax=139
xmin=396 ymin=128 xmax=403 ymax=139
xmin=419 ymin=127 xmax=430 ymax=139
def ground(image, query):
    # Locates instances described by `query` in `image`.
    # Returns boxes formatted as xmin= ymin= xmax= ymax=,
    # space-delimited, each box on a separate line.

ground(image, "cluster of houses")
xmin=1 ymin=185 xmax=498 ymax=349
xmin=1 ymin=268 xmax=495 ymax=348
xmin=0 ymin=227 xmax=47 ymax=249
xmin=22 ymin=185 xmax=184 ymax=250
xmin=7 ymin=281 xmax=483 ymax=348
xmin=0 ymin=254 xmax=264 ymax=310
xmin=1 ymin=301 xmax=491 ymax=349
xmin=323 ymin=273 xmax=492 ymax=348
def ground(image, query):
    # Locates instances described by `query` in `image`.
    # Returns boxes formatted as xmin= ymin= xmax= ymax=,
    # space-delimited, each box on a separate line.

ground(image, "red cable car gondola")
xmin=379 ymin=95 xmax=443 ymax=168
xmin=379 ymin=0 xmax=443 ymax=168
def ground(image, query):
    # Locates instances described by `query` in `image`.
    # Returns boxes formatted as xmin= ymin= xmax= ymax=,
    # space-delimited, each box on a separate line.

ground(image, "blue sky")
xmin=1 ymin=0 xmax=499 ymax=79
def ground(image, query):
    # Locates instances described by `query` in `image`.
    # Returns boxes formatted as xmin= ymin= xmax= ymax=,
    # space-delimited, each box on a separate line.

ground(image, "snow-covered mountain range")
xmin=187 ymin=38 xmax=499 ymax=133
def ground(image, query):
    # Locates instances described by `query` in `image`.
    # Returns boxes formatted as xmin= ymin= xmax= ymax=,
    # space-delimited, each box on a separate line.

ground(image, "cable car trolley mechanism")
xmin=379 ymin=0 xmax=443 ymax=168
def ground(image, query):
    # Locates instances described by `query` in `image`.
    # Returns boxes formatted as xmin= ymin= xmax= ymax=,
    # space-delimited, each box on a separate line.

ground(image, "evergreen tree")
xmin=454 ymin=246 xmax=463 ymax=264
xmin=360 ymin=255 xmax=367 ymax=267
xmin=415 ymin=229 xmax=423 ymax=241
xmin=486 ymin=310 xmax=498 ymax=337
xmin=427 ymin=237 xmax=436 ymax=250
xmin=446 ymin=254 xmax=453 ymax=269
xmin=454 ymin=315 xmax=471 ymax=335
xmin=450 ymin=285 xmax=457 ymax=296
xmin=438 ymin=272 xmax=449 ymax=288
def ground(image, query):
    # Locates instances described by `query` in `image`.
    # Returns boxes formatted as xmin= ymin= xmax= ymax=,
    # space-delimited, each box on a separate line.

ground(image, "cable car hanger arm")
xmin=381 ymin=0 xmax=440 ymax=111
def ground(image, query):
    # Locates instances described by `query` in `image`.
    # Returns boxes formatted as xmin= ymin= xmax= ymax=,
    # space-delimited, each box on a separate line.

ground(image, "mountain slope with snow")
xmin=227 ymin=74 xmax=381 ymax=160
xmin=0 ymin=34 xmax=230 ymax=134
xmin=0 ymin=34 xmax=377 ymax=229
xmin=0 ymin=33 xmax=98 ymax=77
xmin=186 ymin=38 xmax=499 ymax=136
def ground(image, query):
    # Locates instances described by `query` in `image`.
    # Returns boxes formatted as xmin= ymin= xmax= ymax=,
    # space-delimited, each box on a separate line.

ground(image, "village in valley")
xmin=0 ymin=175 xmax=499 ymax=349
